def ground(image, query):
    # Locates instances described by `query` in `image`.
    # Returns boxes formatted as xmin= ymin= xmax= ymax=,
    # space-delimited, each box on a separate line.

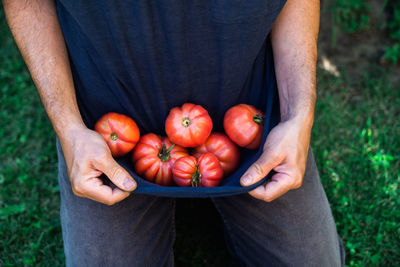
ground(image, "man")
xmin=3 ymin=0 xmax=344 ymax=266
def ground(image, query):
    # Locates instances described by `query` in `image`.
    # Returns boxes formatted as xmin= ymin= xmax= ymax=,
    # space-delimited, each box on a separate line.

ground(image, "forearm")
xmin=3 ymin=0 xmax=85 ymax=139
xmin=270 ymin=0 xmax=320 ymax=127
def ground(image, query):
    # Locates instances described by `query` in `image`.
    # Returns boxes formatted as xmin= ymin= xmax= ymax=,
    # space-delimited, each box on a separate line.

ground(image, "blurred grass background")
xmin=1 ymin=0 xmax=399 ymax=266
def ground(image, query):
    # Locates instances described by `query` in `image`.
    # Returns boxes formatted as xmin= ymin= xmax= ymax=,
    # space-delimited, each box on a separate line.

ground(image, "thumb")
xmin=240 ymin=149 xmax=281 ymax=187
xmin=94 ymin=155 xmax=137 ymax=192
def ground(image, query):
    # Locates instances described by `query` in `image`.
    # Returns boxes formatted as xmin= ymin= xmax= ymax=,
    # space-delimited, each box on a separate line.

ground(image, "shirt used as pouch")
xmin=56 ymin=0 xmax=287 ymax=197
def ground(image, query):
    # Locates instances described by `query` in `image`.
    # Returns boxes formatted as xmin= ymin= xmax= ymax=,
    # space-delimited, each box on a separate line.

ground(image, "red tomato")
xmin=165 ymin=103 xmax=213 ymax=147
xmin=223 ymin=104 xmax=265 ymax=149
xmin=192 ymin=133 xmax=240 ymax=176
xmin=132 ymin=134 xmax=189 ymax=186
xmin=95 ymin=112 xmax=140 ymax=157
xmin=172 ymin=153 xmax=223 ymax=187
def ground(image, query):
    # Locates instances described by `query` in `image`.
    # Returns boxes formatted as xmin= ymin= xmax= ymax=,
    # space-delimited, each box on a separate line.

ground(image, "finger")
xmin=249 ymin=173 xmax=292 ymax=202
xmin=80 ymin=177 xmax=131 ymax=205
xmin=240 ymin=150 xmax=282 ymax=186
xmin=93 ymin=154 xmax=137 ymax=192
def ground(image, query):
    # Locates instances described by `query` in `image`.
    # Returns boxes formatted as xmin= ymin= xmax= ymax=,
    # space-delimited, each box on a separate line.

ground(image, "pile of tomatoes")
xmin=95 ymin=103 xmax=264 ymax=187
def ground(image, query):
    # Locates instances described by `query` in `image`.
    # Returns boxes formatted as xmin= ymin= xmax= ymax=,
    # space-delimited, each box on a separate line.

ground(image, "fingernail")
xmin=123 ymin=178 xmax=136 ymax=190
xmin=241 ymin=174 xmax=252 ymax=186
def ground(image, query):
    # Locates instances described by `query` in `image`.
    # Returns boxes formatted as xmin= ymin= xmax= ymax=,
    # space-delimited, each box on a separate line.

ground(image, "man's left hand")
xmin=240 ymin=116 xmax=312 ymax=202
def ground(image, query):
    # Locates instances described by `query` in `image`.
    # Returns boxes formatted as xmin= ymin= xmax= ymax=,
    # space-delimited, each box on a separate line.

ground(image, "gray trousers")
xmin=57 ymin=140 xmax=345 ymax=267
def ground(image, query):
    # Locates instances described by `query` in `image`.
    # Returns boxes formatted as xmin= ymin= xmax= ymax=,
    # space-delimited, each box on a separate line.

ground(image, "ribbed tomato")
xmin=223 ymin=104 xmax=265 ymax=149
xmin=132 ymin=133 xmax=188 ymax=186
xmin=192 ymin=133 xmax=240 ymax=176
xmin=165 ymin=103 xmax=213 ymax=147
xmin=172 ymin=153 xmax=223 ymax=187
xmin=94 ymin=112 xmax=140 ymax=157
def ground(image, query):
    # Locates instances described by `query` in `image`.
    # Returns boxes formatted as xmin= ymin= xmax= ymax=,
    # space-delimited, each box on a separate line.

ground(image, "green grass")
xmin=1 ymin=5 xmax=399 ymax=267
xmin=314 ymin=68 xmax=400 ymax=265
xmin=328 ymin=0 xmax=371 ymax=33
xmin=325 ymin=0 xmax=371 ymax=47
xmin=0 ymin=8 xmax=228 ymax=266
xmin=0 ymin=8 xmax=64 ymax=266
xmin=383 ymin=2 xmax=400 ymax=64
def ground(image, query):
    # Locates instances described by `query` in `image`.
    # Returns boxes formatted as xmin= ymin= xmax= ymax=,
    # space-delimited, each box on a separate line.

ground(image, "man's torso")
xmin=57 ymin=0 xmax=286 ymax=132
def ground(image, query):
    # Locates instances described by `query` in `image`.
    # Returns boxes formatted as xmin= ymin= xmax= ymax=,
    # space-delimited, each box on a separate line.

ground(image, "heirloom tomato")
xmin=132 ymin=133 xmax=189 ymax=186
xmin=165 ymin=103 xmax=213 ymax=147
xmin=172 ymin=153 xmax=223 ymax=187
xmin=193 ymin=133 xmax=239 ymax=175
xmin=223 ymin=104 xmax=265 ymax=149
xmin=94 ymin=112 xmax=140 ymax=157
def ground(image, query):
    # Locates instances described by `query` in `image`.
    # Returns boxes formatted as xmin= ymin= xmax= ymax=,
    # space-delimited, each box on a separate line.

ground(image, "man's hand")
xmin=59 ymin=125 xmax=137 ymax=205
xmin=240 ymin=117 xmax=311 ymax=202
xmin=240 ymin=0 xmax=319 ymax=202
xmin=3 ymin=1 xmax=137 ymax=205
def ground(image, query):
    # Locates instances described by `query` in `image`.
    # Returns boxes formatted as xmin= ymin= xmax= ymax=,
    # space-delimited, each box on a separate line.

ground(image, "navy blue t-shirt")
xmin=56 ymin=0 xmax=287 ymax=197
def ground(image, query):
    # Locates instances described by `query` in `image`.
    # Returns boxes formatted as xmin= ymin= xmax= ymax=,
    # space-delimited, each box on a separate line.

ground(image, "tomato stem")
xmin=110 ymin=132 xmax=118 ymax=141
xmin=191 ymin=166 xmax=201 ymax=187
xmin=158 ymin=144 xmax=175 ymax=162
xmin=253 ymin=114 xmax=264 ymax=124
xmin=166 ymin=143 xmax=175 ymax=153
xmin=182 ymin=117 xmax=191 ymax=127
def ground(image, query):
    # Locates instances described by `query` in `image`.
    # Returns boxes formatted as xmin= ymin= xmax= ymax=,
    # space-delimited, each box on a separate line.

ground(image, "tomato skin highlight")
xmin=132 ymin=133 xmax=189 ymax=186
xmin=165 ymin=103 xmax=213 ymax=148
xmin=223 ymin=104 xmax=265 ymax=149
xmin=172 ymin=153 xmax=224 ymax=187
xmin=94 ymin=112 xmax=140 ymax=157
xmin=193 ymin=133 xmax=240 ymax=176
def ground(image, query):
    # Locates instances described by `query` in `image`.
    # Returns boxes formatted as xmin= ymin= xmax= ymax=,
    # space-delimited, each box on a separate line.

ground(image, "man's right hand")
xmin=59 ymin=125 xmax=137 ymax=205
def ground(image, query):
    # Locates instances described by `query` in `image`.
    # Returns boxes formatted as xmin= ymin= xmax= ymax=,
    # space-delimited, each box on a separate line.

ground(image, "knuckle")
xmin=112 ymin=167 xmax=123 ymax=178
xmin=71 ymin=179 xmax=84 ymax=194
xmin=70 ymin=158 xmax=88 ymax=174
xmin=263 ymin=140 xmax=274 ymax=152
xmin=263 ymin=143 xmax=279 ymax=158
xmin=104 ymin=199 xmax=116 ymax=206
xmin=109 ymin=168 xmax=125 ymax=183
xmin=292 ymin=173 xmax=303 ymax=189
xmin=94 ymin=150 xmax=110 ymax=164
xmin=263 ymin=195 xmax=273 ymax=202
xmin=94 ymin=153 xmax=108 ymax=163
xmin=292 ymin=180 xmax=302 ymax=189
xmin=71 ymin=188 xmax=80 ymax=196
xmin=253 ymin=162 xmax=266 ymax=177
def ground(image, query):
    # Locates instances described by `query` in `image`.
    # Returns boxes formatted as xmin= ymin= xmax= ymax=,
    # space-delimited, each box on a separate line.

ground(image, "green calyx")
xmin=191 ymin=166 xmax=201 ymax=187
xmin=158 ymin=144 xmax=175 ymax=162
xmin=253 ymin=114 xmax=264 ymax=124
xmin=110 ymin=132 xmax=118 ymax=141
